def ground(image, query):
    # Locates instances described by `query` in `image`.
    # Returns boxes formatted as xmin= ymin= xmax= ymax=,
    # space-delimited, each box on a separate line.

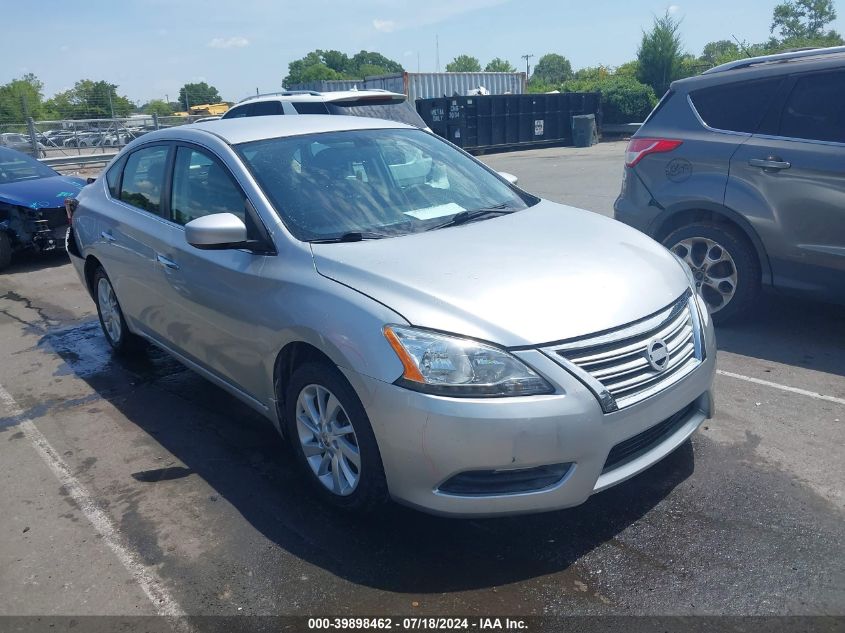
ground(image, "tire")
xmin=92 ymin=267 xmax=143 ymax=355
xmin=0 ymin=232 xmax=12 ymax=271
xmin=284 ymin=361 xmax=388 ymax=512
xmin=663 ymin=222 xmax=760 ymax=324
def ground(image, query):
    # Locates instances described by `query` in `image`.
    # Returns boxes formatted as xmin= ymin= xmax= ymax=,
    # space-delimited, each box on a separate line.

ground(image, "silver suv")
xmin=68 ymin=115 xmax=715 ymax=517
xmin=614 ymin=46 xmax=845 ymax=322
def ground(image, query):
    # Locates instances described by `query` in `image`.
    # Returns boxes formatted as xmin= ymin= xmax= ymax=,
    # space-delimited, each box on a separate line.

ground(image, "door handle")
xmin=749 ymin=158 xmax=791 ymax=170
xmin=156 ymin=254 xmax=180 ymax=270
xmin=100 ymin=231 xmax=116 ymax=243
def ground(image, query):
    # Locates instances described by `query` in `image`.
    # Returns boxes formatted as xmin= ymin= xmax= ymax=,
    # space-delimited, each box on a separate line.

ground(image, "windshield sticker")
xmin=404 ymin=203 xmax=465 ymax=221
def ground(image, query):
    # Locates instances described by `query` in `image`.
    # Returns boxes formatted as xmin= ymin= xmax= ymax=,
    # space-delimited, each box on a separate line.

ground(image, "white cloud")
xmin=372 ymin=19 xmax=396 ymax=32
xmin=207 ymin=36 xmax=250 ymax=49
xmin=668 ymin=4 xmax=680 ymax=14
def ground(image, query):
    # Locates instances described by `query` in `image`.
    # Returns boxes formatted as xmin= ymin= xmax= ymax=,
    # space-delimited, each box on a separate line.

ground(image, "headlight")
xmin=383 ymin=326 xmax=553 ymax=397
xmin=671 ymin=253 xmax=711 ymax=328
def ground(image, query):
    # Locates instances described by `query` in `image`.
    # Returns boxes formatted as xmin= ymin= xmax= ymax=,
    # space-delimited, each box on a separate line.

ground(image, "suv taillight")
xmin=624 ymin=138 xmax=683 ymax=167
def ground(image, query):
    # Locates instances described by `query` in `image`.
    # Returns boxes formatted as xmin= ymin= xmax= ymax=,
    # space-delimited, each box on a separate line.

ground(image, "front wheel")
xmin=663 ymin=222 xmax=760 ymax=324
xmin=93 ymin=267 xmax=143 ymax=355
xmin=284 ymin=361 xmax=388 ymax=511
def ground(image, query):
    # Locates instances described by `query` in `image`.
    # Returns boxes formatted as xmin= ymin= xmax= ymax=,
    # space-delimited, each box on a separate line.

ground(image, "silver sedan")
xmin=68 ymin=115 xmax=715 ymax=517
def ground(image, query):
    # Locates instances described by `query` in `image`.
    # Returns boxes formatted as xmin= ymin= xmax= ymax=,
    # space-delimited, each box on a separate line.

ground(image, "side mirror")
xmin=498 ymin=171 xmax=518 ymax=186
xmin=185 ymin=213 xmax=248 ymax=250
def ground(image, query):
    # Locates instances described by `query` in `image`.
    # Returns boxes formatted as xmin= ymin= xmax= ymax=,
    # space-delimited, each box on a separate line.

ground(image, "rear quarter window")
xmin=689 ymin=78 xmax=783 ymax=133
xmin=293 ymin=102 xmax=330 ymax=114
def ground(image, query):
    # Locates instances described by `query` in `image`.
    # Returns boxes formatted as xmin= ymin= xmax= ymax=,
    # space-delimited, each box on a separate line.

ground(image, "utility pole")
xmin=521 ymin=53 xmax=534 ymax=79
xmin=436 ymin=35 xmax=440 ymax=72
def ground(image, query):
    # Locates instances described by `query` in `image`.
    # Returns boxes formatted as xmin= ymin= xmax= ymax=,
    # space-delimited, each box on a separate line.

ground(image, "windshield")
xmin=326 ymin=100 xmax=427 ymax=128
xmin=237 ymin=128 xmax=536 ymax=242
xmin=0 ymin=147 xmax=57 ymax=183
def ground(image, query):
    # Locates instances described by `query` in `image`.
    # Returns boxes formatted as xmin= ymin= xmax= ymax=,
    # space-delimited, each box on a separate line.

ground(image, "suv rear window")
xmin=326 ymin=100 xmax=427 ymax=128
xmin=689 ymin=78 xmax=782 ymax=133
xmin=778 ymin=71 xmax=845 ymax=143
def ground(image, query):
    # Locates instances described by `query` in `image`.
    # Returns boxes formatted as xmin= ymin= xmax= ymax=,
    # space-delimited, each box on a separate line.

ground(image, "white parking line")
xmin=716 ymin=369 xmax=845 ymax=406
xmin=0 ymin=384 xmax=194 ymax=626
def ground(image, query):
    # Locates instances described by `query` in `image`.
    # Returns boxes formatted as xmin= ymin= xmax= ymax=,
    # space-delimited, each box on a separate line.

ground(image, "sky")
xmin=3 ymin=0 xmax=844 ymax=105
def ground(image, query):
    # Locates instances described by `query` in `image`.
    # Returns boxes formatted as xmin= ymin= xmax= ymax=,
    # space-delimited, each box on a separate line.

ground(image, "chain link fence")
xmin=0 ymin=115 xmax=212 ymax=171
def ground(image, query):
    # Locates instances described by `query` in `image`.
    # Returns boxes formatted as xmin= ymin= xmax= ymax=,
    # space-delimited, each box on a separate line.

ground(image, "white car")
xmin=221 ymin=90 xmax=428 ymax=129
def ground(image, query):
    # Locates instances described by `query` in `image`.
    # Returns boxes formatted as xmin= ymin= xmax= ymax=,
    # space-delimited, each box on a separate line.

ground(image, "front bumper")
xmin=345 ymin=320 xmax=716 ymax=517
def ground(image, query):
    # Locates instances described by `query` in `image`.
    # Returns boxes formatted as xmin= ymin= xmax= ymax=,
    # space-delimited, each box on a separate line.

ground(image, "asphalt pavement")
xmin=0 ymin=141 xmax=842 ymax=624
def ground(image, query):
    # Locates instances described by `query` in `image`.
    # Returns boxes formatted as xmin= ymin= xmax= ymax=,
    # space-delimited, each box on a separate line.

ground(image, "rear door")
xmin=727 ymin=69 xmax=845 ymax=300
xmin=99 ymin=144 xmax=175 ymax=339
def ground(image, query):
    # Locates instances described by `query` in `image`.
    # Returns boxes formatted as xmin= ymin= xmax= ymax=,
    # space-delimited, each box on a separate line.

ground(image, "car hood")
xmin=311 ymin=200 xmax=689 ymax=347
xmin=0 ymin=175 xmax=85 ymax=209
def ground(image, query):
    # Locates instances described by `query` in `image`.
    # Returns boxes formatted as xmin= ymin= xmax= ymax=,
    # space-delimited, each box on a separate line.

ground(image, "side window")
xmin=223 ymin=104 xmax=252 ymax=119
xmin=250 ymin=101 xmax=283 ymax=116
xmin=293 ymin=102 xmax=330 ymax=114
xmin=779 ymin=71 xmax=845 ymax=143
xmin=105 ymin=155 xmax=126 ymax=197
xmin=689 ymin=78 xmax=782 ymax=133
xmin=170 ymin=146 xmax=245 ymax=225
xmin=119 ymin=146 xmax=169 ymax=214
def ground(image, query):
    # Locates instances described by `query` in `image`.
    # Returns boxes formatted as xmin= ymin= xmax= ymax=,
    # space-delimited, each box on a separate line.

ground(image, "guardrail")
xmin=41 ymin=153 xmax=118 ymax=169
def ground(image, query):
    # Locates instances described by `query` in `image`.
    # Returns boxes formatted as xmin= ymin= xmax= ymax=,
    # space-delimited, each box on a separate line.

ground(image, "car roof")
xmin=145 ymin=114 xmax=412 ymax=145
xmin=670 ymin=48 xmax=845 ymax=92
xmin=235 ymin=89 xmax=406 ymax=105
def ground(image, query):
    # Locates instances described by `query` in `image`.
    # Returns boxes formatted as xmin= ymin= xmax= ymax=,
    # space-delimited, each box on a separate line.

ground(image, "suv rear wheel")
xmin=663 ymin=222 xmax=760 ymax=324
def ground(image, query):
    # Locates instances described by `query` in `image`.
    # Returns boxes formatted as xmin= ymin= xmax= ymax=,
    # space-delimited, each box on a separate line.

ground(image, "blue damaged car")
xmin=0 ymin=146 xmax=85 ymax=270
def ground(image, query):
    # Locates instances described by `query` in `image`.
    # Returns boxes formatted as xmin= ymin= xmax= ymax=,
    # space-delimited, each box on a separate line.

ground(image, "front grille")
xmin=37 ymin=207 xmax=68 ymax=229
xmin=602 ymin=402 xmax=695 ymax=473
xmin=542 ymin=291 xmax=704 ymax=412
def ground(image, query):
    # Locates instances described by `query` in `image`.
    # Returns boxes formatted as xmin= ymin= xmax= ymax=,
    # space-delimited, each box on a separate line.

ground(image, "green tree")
xmin=178 ymin=82 xmax=222 ymax=109
xmin=283 ymin=50 xmax=403 ymax=87
xmin=771 ymin=0 xmax=839 ymax=39
xmin=636 ymin=11 xmax=684 ymax=98
xmin=349 ymin=50 xmax=403 ymax=75
xmin=446 ymin=55 xmax=482 ymax=72
xmin=561 ymin=75 xmax=657 ymax=124
xmin=485 ymin=57 xmax=516 ymax=72
xmin=532 ymin=54 xmax=574 ymax=85
xmin=141 ymin=100 xmax=174 ymax=117
xmin=45 ymin=80 xmax=134 ymax=119
xmin=615 ymin=60 xmax=640 ymax=78
xmin=700 ymin=40 xmax=740 ymax=65
xmin=0 ymin=74 xmax=47 ymax=123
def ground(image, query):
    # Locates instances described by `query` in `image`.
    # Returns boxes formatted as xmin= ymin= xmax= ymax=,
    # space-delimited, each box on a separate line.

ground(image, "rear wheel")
xmin=284 ymin=361 xmax=388 ymax=511
xmin=93 ymin=267 xmax=143 ymax=354
xmin=663 ymin=222 xmax=760 ymax=324
xmin=0 ymin=232 xmax=12 ymax=271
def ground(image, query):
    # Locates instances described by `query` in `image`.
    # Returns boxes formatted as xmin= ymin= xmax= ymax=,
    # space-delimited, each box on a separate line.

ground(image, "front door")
xmin=727 ymin=69 xmax=845 ymax=300
xmin=154 ymin=144 xmax=276 ymax=401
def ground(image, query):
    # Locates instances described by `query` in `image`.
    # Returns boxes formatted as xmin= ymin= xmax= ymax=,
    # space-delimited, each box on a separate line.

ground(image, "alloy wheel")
xmin=97 ymin=277 xmax=123 ymax=343
xmin=295 ymin=384 xmax=361 ymax=496
xmin=671 ymin=237 xmax=738 ymax=313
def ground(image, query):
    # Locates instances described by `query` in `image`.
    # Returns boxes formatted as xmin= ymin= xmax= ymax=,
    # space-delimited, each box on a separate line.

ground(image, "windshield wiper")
xmin=425 ymin=204 xmax=516 ymax=231
xmin=309 ymin=231 xmax=391 ymax=244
